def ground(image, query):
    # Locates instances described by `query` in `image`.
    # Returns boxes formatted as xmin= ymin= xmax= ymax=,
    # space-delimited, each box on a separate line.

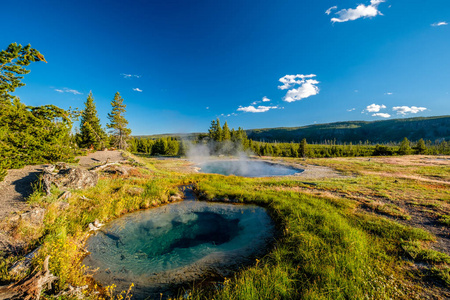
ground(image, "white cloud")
xmin=365 ymin=103 xmax=386 ymax=112
xmin=330 ymin=0 xmax=385 ymax=23
xmin=283 ymin=80 xmax=320 ymax=102
xmin=251 ymin=96 xmax=271 ymax=105
xmin=278 ymin=74 xmax=316 ymax=90
xmin=54 ymin=87 xmax=82 ymax=95
xmin=347 ymin=108 xmax=356 ymax=112
xmin=206 ymin=107 xmax=209 ymax=110
xmin=385 ymin=92 xmax=393 ymax=95
xmin=392 ymin=106 xmax=427 ymax=115
xmin=133 ymin=88 xmax=143 ymax=92
xmin=237 ymin=105 xmax=278 ymax=113
xmin=326 ymin=6 xmax=338 ymax=15
xmin=121 ymin=73 xmax=141 ymax=79
xmin=278 ymin=74 xmax=320 ymax=102
xmin=372 ymin=113 xmax=391 ymax=118
xmin=432 ymin=21 xmax=448 ymax=27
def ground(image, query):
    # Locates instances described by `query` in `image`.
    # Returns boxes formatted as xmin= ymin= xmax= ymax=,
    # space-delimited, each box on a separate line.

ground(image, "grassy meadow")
xmin=1 ymin=153 xmax=449 ymax=299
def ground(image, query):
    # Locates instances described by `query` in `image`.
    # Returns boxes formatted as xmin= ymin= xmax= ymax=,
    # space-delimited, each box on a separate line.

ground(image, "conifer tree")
xmin=414 ymin=138 xmax=427 ymax=154
xmin=222 ymin=121 xmax=231 ymax=141
xmin=79 ymin=92 xmax=106 ymax=150
xmin=208 ymin=118 xmax=223 ymax=142
xmin=299 ymin=138 xmax=307 ymax=157
xmin=398 ymin=137 xmax=411 ymax=155
xmin=1 ymin=43 xmax=46 ymax=103
xmin=107 ymin=92 xmax=131 ymax=150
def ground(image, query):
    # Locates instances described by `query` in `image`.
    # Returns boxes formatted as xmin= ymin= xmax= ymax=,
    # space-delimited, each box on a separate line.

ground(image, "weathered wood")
xmin=0 ymin=256 xmax=58 ymax=300
xmin=40 ymin=166 xmax=98 ymax=194
xmin=90 ymin=162 xmax=128 ymax=175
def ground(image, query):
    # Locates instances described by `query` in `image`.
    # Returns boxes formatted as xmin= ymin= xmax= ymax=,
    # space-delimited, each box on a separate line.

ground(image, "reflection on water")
xmin=83 ymin=201 xmax=274 ymax=298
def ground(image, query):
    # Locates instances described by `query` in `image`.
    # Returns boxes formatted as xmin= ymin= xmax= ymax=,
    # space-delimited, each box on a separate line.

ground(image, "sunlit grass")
xmin=1 ymin=153 xmax=449 ymax=299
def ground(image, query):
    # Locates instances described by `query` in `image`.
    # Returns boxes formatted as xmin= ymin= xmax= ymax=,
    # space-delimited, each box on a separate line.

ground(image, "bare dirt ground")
xmin=0 ymin=165 xmax=46 ymax=221
xmin=0 ymin=150 xmax=126 ymax=221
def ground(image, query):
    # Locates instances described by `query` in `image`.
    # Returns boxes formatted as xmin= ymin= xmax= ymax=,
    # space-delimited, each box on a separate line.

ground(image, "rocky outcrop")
xmin=41 ymin=165 xmax=98 ymax=195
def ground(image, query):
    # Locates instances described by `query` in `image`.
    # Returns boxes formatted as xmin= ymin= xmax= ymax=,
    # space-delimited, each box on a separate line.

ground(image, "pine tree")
xmin=398 ymin=137 xmax=411 ymax=155
xmin=299 ymin=138 xmax=307 ymax=157
xmin=208 ymin=118 xmax=223 ymax=142
xmin=107 ymin=92 xmax=131 ymax=150
xmin=222 ymin=121 xmax=231 ymax=141
xmin=1 ymin=43 xmax=46 ymax=103
xmin=79 ymin=92 xmax=106 ymax=150
xmin=414 ymin=138 xmax=427 ymax=154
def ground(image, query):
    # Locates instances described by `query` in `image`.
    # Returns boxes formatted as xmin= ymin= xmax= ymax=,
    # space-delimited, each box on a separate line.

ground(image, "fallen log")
xmin=90 ymin=162 xmax=128 ymax=175
xmin=0 ymin=256 xmax=58 ymax=300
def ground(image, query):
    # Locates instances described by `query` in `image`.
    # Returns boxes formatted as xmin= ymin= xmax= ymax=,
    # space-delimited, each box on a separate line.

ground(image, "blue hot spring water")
xmin=198 ymin=160 xmax=303 ymax=177
xmin=83 ymin=200 xmax=275 ymax=297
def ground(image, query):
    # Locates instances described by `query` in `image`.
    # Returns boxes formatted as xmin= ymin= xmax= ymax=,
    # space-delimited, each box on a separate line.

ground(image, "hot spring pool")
xmin=198 ymin=160 xmax=303 ymax=177
xmin=83 ymin=200 xmax=275 ymax=298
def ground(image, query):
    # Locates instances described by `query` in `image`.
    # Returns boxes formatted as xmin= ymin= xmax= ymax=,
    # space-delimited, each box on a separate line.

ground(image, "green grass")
xmin=2 ymin=154 xmax=449 ymax=299
xmin=184 ymin=176 xmax=432 ymax=299
xmin=438 ymin=215 xmax=450 ymax=227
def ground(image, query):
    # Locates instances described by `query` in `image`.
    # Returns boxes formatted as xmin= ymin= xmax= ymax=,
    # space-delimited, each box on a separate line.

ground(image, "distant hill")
xmin=134 ymin=116 xmax=450 ymax=144
xmin=245 ymin=116 xmax=450 ymax=144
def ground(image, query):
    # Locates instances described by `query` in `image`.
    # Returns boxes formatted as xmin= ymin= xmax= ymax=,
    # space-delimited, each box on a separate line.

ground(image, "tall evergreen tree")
xmin=78 ymin=92 xmax=106 ymax=150
xmin=398 ymin=137 xmax=411 ymax=155
xmin=222 ymin=121 xmax=231 ymax=141
xmin=414 ymin=138 xmax=427 ymax=154
xmin=299 ymin=138 xmax=307 ymax=157
xmin=107 ymin=92 xmax=131 ymax=150
xmin=208 ymin=118 xmax=223 ymax=142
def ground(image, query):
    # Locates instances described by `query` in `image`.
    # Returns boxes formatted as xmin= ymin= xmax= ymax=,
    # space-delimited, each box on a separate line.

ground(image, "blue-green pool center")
xmin=83 ymin=200 xmax=275 ymax=297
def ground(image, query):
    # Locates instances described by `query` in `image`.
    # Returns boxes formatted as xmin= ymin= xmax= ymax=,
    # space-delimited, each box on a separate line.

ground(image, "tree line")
xmin=129 ymin=119 xmax=449 ymax=158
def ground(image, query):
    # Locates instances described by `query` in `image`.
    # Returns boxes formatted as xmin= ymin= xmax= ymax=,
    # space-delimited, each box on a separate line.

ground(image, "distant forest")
xmin=245 ymin=116 xmax=450 ymax=144
xmin=130 ymin=117 xmax=450 ymax=158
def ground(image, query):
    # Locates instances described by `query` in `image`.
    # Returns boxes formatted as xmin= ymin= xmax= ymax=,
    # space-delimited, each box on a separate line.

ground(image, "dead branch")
xmin=0 ymin=255 xmax=58 ymax=300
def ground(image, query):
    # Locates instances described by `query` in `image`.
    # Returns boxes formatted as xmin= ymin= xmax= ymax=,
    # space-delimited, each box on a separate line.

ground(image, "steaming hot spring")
xmin=197 ymin=159 xmax=304 ymax=177
xmin=83 ymin=199 xmax=275 ymax=298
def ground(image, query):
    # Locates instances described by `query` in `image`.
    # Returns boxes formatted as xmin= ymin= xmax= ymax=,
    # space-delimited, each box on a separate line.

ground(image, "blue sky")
xmin=2 ymin=0 xmax=449 ymax=135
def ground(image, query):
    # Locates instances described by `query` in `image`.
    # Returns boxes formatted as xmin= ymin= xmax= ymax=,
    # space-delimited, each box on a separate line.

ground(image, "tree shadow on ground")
xmin=12 ymin=170 xmax=42 ymax=201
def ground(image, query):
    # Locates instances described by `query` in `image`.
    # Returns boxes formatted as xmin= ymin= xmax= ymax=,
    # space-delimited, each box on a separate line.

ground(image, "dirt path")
xmin=0 ymin=165 xmax=46 ymax=220
xmin=0 ymin=150 xmax=126 ymax=220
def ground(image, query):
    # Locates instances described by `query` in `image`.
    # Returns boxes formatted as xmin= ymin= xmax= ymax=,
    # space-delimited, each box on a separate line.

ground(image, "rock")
xmin=0 ymin=231 xmax=25 ymax=254
xmin=55 ymin=162 xmax=69 ymax=170
xmin=169 ymin=194 xmax=183 ymax=202
xmin=9 ymin=246 xmax=41 ymax=277
xmin=88 ymin=219 xmax=104 ymax=231
xmin=42 ymin=167 xmax=98 ymax=194
xmin=55 ymin=168 xmax=99 ymax=190
xmin=19 ymin=208 xmax=46 ymax=226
